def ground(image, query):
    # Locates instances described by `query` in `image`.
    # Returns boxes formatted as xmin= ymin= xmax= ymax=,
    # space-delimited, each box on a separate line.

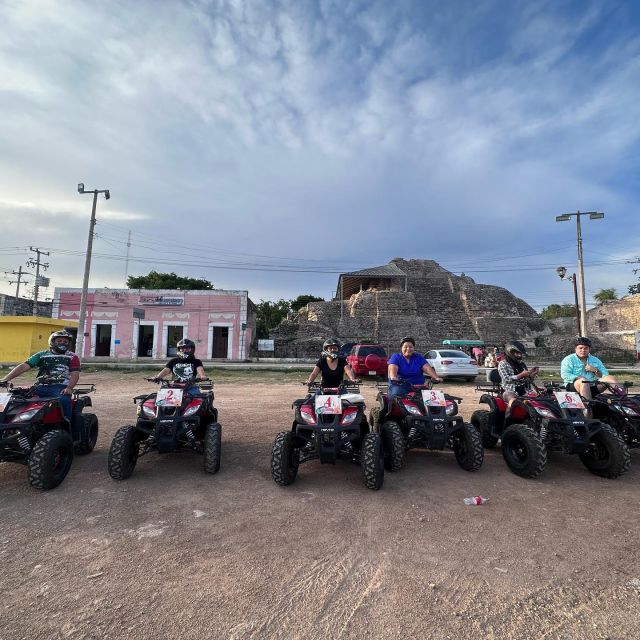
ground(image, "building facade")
xmin=52 ymin=288 xmax=255 ymax=360
xmin=0 ymin=317 xmax=78 ymax=363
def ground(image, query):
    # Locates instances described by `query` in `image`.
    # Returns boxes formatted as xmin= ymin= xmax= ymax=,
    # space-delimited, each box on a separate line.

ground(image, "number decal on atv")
xmin=156 ymin=388 xmax=184 ymax=407
xmin=315 ymin=395 xmax=343 ymax=415
xmin=553 ymin=391 xmax=585 ymax=409
xmin=421 ymin=389 xmax=446 ymax=407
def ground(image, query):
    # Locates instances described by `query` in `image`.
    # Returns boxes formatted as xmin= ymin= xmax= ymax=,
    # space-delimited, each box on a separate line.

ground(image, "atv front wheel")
xmin=501 ymin=424 xmax=547 ymax=478
xmin=452 ymin=423 xmax=484 ymax=471
xmin=579 ymin=423 xmax=631 ymax=478
xmin=75 ymin=413 xmax=99 ymax=455
xmin=471 ymin=409 xmax=498 ymax=449
xmin=108 ymin=426 xmax=140 ymax=480
xmin=381 ymin=421 xmax=406 ymax=471
xmin=271 ymin=431 xmax=299 ymax=486
xmin=203 ymin=423 xmax=222 ymax=474
xmin=27 ymin=430 xmax=74 ymax=490
xmin=361 ymin=432 xmax=384 ymax=490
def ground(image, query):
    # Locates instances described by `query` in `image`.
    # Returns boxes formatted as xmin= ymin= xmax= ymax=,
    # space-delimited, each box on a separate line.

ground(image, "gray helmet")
xmin=322 ymin=338 xmax=340 ymax=360
xmin=504 ymin=340 xmax=527 ymax=361
xmin=48 ymin=330 xmax=73 ymax=354
xmin=176 ymin=338 xmax=196 ymax=360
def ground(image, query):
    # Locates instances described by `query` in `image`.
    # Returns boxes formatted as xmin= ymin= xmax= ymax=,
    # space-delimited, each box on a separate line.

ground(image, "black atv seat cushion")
xmin=489 ymin=369 xmax=501 ymax=384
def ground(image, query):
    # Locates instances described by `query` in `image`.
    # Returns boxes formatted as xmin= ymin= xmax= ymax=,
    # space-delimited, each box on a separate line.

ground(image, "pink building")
xmin=53 ymin=288 xmax=255 ymax=360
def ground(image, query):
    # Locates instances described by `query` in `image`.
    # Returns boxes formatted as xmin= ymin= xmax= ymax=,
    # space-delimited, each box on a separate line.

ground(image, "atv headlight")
xmin=445 ymin=403 xmax=456 ymax=416
xmin=534 ymin=406 xmax=557 ymax=418
xmin=12 ymin=408 xmax=40 ymax=422
xmin=340 ymin=410 xmax=358 ymax=425
xmin=620 ymin=405 xmax=639 ymax=416
xmin=183 ymin=401 xmax=203 ymax=417
xmin=401 ymin=400 xmax=422 ymax=416
xmin=141 ymin=404 xmax=156 ymax=418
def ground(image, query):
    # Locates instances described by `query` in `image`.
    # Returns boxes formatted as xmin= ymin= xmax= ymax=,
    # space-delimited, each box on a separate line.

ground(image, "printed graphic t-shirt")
xmin=25 ymin=350 xmax=81 ymax=385
xmin=165 ymin=356 xmax=204 ymax=381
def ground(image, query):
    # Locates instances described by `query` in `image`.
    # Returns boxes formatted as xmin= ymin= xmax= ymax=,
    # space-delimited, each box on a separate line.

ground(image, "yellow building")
xmin=0 ymin=317 xmax=79 ymax=363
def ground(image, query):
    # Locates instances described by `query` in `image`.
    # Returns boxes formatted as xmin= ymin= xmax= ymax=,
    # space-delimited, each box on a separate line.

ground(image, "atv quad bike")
xmin=471 ymin=374 xmax=630 ymax=479
xmin=271 ymin=381 xmax=384 ymax=490
xmin=0 ymin=378 xmax=98 ymax=490
xmin=369 ymin=379 xmax=483 ymax=472
xmin=588 ymin=381 xmax=640 ymax=449
xmin=108 ymin=377 xmax=221 ymax=480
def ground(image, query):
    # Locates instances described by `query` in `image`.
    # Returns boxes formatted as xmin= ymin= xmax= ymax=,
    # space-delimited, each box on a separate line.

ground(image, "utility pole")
xmin=76 ymin=183 xmax=110 ymax=359
xmin=555 ymin=211 xmax=605 ymax=337
xmin=27 ymin=247 xmax=49 ymax=316
xmin=8 ymin=266 xmax=33 ymax=315
xmin=124 ymin=230 xmax=132 ymax=284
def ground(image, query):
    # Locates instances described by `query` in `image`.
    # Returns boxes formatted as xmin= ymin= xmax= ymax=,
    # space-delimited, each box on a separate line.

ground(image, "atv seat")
xmin=488 ymin=368 xmax=501 ymax=385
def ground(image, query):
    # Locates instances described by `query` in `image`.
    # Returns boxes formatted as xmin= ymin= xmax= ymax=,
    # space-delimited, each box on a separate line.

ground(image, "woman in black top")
xmin=306 ymin=339 xmax=356 ymax=388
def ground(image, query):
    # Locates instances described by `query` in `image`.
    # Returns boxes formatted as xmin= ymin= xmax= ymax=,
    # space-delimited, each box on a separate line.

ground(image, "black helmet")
xmin=505 ymin=340 xmax=527 ymax=361
xmin=400 ymin=336 xmax=415 ymax=347
xmin=176 ymin=338 xmax=196 ymax=359
xmin=575 ymin=336 xmax=592 ymax=348
xmin=48 ymin=330 xmax=73 ymax=354
xmin=322 ymin=339 xmax=340 ymax=360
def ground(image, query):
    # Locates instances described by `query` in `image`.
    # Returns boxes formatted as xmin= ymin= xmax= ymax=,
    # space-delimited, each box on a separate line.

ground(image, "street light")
xmin=556 ymin=266 xmax=581 ymax=336
xmin=555 ymin=211 xmax=604 ymax=336
xmin=77 ymin=183 xmax=111 ymax=360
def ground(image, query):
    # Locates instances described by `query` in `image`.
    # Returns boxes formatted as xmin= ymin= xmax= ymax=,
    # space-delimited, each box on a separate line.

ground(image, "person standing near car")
xmin=498 ymin=340 xmax=539 ymax=409
xmin=307 ymin=339 xmax=356 ymax=388
xmin=154 ymin=338 xmax=207 ymax=395
xmin=387 ymin=337 xmax=442 ymax=400
xmin=0 ymin=330 xmax=80 ymax=421
xmin=560 ymin=336 xmax=618 ymax=401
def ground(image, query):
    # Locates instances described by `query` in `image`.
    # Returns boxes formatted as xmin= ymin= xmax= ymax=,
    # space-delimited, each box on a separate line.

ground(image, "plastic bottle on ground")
xmin=463 ymin=496 xmax=489 ymax=505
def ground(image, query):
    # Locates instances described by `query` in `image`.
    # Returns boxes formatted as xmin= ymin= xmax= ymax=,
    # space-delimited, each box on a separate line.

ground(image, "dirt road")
xmin=1 ymin=373 xmax=639 ymax=639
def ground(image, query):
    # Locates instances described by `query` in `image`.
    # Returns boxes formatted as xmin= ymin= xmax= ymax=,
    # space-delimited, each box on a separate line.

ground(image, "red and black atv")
xmin=471 ymin=372 xmax=630 ymax=478
xmin=588 ymin=381 xmax=640 ymax=449
xmin=0 ymin=378 xmax=98 ymax=490
xmin=271 ymin=381 xmax=384 ymax=490
xmin=369 ymin=379 xmax=483 ymax=472
xmin=108 ymin=377 xmax=221 ymax=480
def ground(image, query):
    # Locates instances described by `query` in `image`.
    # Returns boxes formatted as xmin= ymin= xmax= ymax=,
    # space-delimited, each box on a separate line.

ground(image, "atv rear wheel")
xmin=271 ymin=431 xmax=299 ymax=486
xmin=361 ymin=432 xmax=384 ymax=490
xmin=75 ymin=413 xmax=99 ymax=455
xmin=381 ymin=421 xmax=406 ymax=471
xmin=452 ymin=423 xmax=484 ymax=471
xmin=579 ymin=423 xmax=631 ymax=478
xmin=203 ymin=423 xmax=221 ymax=474
xmin=108 ymin=426 xmax=140 ymax=480
xmin=501 ymin=424 xmax=547 ymax=478
xmin=471 ymin=409 xmax=498 ymax=448
xmin=27 ymin=430 xmax=74 ymax=490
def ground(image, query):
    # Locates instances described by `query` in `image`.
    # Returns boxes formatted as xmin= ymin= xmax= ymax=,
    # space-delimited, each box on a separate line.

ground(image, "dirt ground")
xmin=1 ymin=372 xmax=639 ymax=640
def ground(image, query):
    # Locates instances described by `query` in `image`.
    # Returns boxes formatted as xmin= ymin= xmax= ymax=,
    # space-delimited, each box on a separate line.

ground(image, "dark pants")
xmin=388 ymin=380 xmax=412 ymax=404
xmin=33 ymin=384 xmax=71 ymax=420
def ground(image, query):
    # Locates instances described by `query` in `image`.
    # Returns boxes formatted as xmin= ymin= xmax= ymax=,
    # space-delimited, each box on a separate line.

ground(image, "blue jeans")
xmin=33 ymin=384 xmax=71 ymax=420
xmin=387 ymin=380 xmax=412 ymax=404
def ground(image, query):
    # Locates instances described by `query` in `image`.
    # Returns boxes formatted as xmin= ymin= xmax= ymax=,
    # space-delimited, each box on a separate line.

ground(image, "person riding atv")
xmin=306 ymin=339 xmax=357 ymax=389
xmin=154 ymin=338 xmax=207 ymax=394
xmin=387 ymin=336 xmax=442 ymax=400
xmin=497 ymin=340 xmax=539 ymax=409
xmin=1 ymin=330 xmax=80 ymax=421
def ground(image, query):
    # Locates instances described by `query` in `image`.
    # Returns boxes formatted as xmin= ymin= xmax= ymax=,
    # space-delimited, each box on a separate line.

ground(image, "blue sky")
xmin=1 ymin=0 xmax=639 ymax=311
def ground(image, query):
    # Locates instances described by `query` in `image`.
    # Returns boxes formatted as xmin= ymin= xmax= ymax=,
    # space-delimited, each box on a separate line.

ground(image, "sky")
xmin=1 ymin=0 xmax=639 ymax=312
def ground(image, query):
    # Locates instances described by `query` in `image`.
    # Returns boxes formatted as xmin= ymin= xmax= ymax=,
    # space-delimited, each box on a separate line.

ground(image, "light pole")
xmin=555 ymin=266 xmax=581 ymax=336
xmin=77 ymin=183 xmax=110 ymax=359
xmin=555 ymin=211 xmax=604 ymax=336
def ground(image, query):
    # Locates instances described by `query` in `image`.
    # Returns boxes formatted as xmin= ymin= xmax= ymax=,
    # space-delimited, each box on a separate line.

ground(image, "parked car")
xmin=339 ymin=342 xmax=357 ymax=358
xmin=425 ymin=349 xmax=478 ymax=382
xmin=347 ymin=343 xmax=388 ymax=377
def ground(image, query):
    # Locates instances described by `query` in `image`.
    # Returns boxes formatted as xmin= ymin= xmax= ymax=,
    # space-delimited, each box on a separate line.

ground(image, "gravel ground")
xmin=1 ymin=372 xmax=639 ymax=640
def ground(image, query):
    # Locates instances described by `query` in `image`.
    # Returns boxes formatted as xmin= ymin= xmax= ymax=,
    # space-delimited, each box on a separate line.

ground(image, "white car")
xmin=425 ymin=349 xmax=478 ymax=382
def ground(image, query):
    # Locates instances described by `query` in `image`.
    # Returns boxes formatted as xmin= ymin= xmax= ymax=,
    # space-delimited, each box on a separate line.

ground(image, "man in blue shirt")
xmin=387 ymin=336 xmax=442 ymax=400
xmin=560 ymin=336 xmax=618 ymax=401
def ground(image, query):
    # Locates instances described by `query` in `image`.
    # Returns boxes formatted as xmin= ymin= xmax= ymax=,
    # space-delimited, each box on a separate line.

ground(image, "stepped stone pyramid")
xmin=271 ymin=258 xmax=551 ymax=358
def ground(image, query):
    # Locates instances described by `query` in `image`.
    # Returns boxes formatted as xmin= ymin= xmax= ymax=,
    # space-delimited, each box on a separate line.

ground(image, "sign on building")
xmin=258 ymin=339 xmax=274 ymax=351
xmin=139 ymin=296 xmax=184 ymax=306
xmin=133 ymin=307 xmax=145 ymax=320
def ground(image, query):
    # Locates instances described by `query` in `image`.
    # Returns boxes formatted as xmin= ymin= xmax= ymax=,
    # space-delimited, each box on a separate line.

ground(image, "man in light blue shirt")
xmin=560 ymin=336 xmax=618 ymax=401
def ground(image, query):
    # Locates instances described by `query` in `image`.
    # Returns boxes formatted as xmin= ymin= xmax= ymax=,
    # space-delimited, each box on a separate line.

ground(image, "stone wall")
xmin=585 ymin=295 xmax=640 ymax=333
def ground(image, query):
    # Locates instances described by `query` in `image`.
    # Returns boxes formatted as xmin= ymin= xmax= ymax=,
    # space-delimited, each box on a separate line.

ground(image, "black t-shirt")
xmin=315 ymin=356 xmax=348 ymax=388
xmin=165 ymin=356 xmax=204 ymax=382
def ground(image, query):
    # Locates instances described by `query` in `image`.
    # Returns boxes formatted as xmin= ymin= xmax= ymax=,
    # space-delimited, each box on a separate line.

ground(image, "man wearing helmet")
xmin=154 ymin=338 xmax=207 ymax=395
xmin=307 ymin=339 xmax=356 ymax=388
xmin=0 ymin=330 xmax=80 ymax=421
xmin=561 ymin=337 xmax=618 ymax=401
xmin=497 ymin=340 xmax=539 ymax=408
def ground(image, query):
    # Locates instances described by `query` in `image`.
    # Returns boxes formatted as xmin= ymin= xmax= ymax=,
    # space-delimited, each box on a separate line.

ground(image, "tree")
xmin=256 ymin=299 xmax=291 ymax=338
xmin=541 ymin=303 xmax=577 ymax=319
xmin=629 ymin=264 xmax=640 ymax=295
xmin=127 ymin=271 xmax=213 ymax=290
xmin=290 ymin=294 xmax=324 ymax=312
xmin=593 ymin=288 xmax=617 ymax=304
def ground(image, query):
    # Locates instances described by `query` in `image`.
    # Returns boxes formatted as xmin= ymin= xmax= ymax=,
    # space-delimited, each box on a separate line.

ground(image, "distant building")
xmin=0 ymin=317 xmax=78 ymax=363
xmin=52 ymin=288 xmax=256 ymax=360
xmin=0 ymin=293 xmax=52 ymax=317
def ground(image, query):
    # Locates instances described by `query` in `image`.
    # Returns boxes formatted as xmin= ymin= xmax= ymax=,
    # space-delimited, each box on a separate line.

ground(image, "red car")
xmin=347 ymin=343 xmax=388 ymax=378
